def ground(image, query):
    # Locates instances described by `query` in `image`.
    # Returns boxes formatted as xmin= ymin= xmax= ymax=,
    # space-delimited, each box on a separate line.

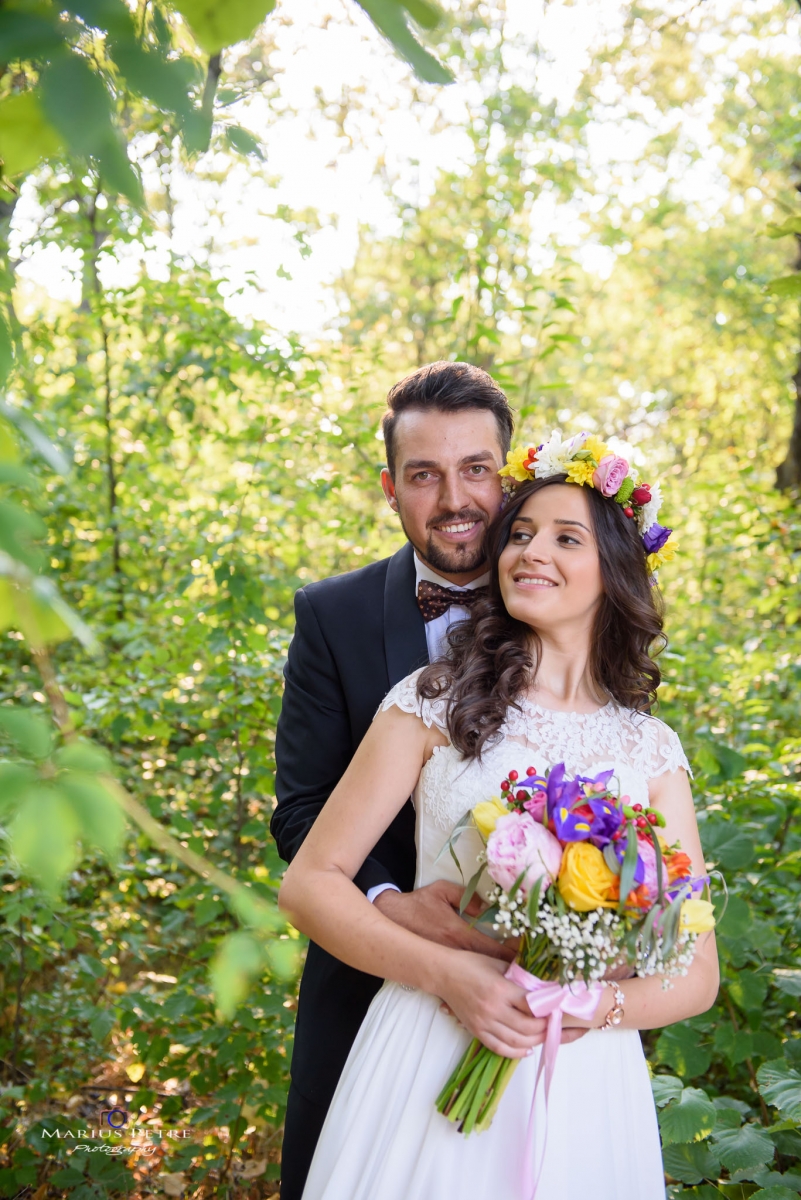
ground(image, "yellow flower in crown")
xmin=582 ymin=435 xmax=609 ymax=463
xmin=646 ymin=536 xmax=679 ymax=575
xmin=565 ymin=459 xmax=597 ymax=486
xmin=499 ymin=445 xmax=536 ymax=483
xmin=473 ymin=796 xmax=510 ymax=840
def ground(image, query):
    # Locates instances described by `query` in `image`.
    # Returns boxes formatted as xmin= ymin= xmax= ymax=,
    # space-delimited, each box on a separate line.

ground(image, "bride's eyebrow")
xmin=554 ymin=518 xmax=590 ymax=532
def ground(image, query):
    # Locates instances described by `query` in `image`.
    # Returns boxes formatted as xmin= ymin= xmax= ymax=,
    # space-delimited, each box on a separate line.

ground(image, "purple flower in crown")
xmin=642 ymin=523 xmax=672 ymax=555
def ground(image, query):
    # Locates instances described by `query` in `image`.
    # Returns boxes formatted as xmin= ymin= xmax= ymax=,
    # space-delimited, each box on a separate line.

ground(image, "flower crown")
xmin=499 ymin=430 xmax=677 ymax=575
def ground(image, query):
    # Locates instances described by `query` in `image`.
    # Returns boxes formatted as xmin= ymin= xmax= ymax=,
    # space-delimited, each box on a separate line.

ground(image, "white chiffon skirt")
xmin=302 ymin=981 xmax=665 ymax=1200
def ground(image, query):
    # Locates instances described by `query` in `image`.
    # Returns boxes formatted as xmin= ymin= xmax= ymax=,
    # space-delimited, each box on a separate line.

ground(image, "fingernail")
xmin=526 ymin=1047 xmax=534 ymax=1056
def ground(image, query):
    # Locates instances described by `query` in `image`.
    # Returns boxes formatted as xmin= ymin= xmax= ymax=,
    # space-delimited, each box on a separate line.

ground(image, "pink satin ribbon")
xmin=505 ymin=963 xmax=604 ymax=1200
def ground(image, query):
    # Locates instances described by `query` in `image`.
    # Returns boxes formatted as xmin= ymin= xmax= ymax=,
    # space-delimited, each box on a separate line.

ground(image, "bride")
xmin=279 ymin=438 xmax=719 ymax=1200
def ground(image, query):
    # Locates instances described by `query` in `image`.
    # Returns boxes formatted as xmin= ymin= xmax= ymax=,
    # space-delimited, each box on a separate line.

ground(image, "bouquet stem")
xmin=436 ymin=935 xmax=558 ymax=1134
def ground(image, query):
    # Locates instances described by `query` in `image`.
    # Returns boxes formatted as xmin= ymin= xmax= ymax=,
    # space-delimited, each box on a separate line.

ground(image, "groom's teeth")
xmin=439 ymin=522 xmax=476 ymax=533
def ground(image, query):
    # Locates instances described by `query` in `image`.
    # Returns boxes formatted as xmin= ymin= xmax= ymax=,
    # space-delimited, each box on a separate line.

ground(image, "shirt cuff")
xmin=366 ymin=882 xmax=402 ymax=904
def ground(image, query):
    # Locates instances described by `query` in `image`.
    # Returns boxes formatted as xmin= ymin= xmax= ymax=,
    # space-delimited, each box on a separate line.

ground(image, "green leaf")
xmin=0 ymin=762 xmax=37 ymax=818
xmin=749 ymin=1187 xmax=801 ymax=1200
xmin=655 ymin=1024 xmax=712 ymax=1078
xmin=194 ymin=895 xmax=224 ymax=926
xmin=225 ymin=125 xmax=264 ymax=158
xmin=209 ymin=931 xmax=264 ymax=1019
xmin=0 ymin=311 xmax=13 ymax=387
xmin=765 ymin=275 xmax=801 ymax=298
xmin=712 ymin=1122 xmax=775 ymax=1171
xmin=701 ymin=821 xmax=755 ymax=870
xmin=172 ymin=0 xmax=277 ymax=54
xmin=766 ymin=218 xmax=801 ymax=238
xmin=40 ymin=54 xmax=143 ymax=204
xmin=772 ymin=970 xmax=801 ymax=998
xmin=60 ymin=773 xmax=127 ymax=861
xmin=10 ymin=785 xmax=81 ymax=891
xmin=0 ymin=498 xmax=46 ymax=569
xmin=55 ymin=740 xmax=113 ymax=774
xmin=652 ymin=1074 xmax=683 ymax=1108
xmin=0 ymin=707 xmax=52 ymax=759
xmin=401 ymin=0 xmax=444 ymax=30
xmin=112 ymin=40 xmax=195 ymax=117
xmin=697 ymin=740 xmax=748 ymax=781
xmin=758 ymin=1060 xmax=801 ymax=1122
xmin=659 ymin=1087 xmax=717 ymax=1145
xmin=728 ymin=972 xmax=768 ymax=1013
xmin=89 ymin=1009 xmax=115 ymax=1042
xmin=661 ymin=1140 xmax=721 ymax=1185
xmin=356 ymin=0 xmax=453 ymax=85
xmin=716 ymin=894 xmax=751 ymax=939
xmin=0 ymin=89 xmax=64 ymax=179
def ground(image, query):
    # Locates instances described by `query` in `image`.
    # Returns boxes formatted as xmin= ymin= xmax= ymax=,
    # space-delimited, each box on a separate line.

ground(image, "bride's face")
xmin=498 ymin=485 xmax=604 ymax=635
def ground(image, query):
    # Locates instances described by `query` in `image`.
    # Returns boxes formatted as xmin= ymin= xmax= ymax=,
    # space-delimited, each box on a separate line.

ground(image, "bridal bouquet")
xmin=435 ymin=763 xmax=715 ymax=1134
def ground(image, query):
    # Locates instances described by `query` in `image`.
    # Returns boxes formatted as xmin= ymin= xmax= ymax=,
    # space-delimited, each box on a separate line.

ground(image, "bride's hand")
xmin=436 ymin=953 xmax=551 ymax=1058
xmin=374 ymin=880 xmax=516 ymax=962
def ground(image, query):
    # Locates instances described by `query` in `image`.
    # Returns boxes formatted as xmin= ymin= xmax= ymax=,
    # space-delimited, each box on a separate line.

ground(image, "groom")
xmin=272 ymin=361 xmax=517 ymax=1199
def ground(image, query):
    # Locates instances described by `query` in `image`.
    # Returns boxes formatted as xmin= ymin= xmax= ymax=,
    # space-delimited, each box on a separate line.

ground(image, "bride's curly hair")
xmin=417 ymin=475 xmax=666 ymax=760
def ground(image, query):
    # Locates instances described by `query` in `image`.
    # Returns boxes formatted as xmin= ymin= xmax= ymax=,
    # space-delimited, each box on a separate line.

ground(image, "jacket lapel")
xmin=384 ymin=542 xmax=429 ymax=687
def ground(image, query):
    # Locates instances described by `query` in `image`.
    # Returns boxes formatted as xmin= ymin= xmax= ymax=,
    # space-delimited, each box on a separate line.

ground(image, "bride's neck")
xmin=526 ymin=633 xmax=607 ymax=712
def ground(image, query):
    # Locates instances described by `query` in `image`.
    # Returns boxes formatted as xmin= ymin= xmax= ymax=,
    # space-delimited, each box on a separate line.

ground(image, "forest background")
xmin=1 ymin=0 xmax=801 ymax=1197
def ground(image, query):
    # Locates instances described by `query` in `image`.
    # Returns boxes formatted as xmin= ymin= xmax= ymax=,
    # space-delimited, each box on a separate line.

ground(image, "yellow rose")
xmin=680 ymin=898 xmax=716 ymax=934
xmin=557 ymin=842 xmax=619 ymax=911
xmin=498 ymin=446 xmax=533 ymax=483
xmin=473 ymin=797 xmax=510 ymax=840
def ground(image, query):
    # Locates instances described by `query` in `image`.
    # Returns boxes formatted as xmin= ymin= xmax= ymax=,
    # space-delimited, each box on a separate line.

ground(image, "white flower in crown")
xmin=637 ymin=481 xmax=663 ymax=535
xmin=532 ymin=430 xmax=585 ymax=479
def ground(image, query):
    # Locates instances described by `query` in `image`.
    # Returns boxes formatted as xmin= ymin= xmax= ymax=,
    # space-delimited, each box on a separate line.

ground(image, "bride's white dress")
xmin=302 ymin=670 xmax=690 ymax=1200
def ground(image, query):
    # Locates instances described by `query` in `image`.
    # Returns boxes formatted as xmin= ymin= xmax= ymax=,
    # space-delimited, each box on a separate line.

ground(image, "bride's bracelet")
xmin=598 ymin=981 xmax=625 ymax=1031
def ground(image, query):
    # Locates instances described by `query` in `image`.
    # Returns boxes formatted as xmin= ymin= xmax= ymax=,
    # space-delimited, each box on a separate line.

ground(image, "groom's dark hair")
xmin=382 ymin=361 xmax=514 ymax=477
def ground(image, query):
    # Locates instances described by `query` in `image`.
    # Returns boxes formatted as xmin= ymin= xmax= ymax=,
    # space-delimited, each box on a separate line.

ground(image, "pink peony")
xmin=592 ymin=453 xmax=629 ymax=497
xmin=486 ymin=812 xmax=563 ymax=896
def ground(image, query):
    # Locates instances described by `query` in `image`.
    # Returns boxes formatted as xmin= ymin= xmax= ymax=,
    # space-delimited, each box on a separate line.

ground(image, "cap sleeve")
xmin=377 ymin=667 xmax=450 ymax=734
xmin=647 ymin=718 xmax=692 ymax=780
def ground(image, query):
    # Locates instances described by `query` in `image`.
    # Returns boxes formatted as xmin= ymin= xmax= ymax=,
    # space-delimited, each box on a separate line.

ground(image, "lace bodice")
xmin=379 ymin=668 xmax=690 ymax=899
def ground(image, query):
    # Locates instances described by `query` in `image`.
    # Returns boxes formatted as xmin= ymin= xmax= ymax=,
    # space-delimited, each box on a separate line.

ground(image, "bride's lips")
xmin=431 ymin=519 xmax=483 ymax=544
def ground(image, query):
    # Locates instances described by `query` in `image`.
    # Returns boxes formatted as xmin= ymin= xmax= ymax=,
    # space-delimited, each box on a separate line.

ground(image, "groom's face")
xmin=381 ymin=408 xmax=505 ymax=582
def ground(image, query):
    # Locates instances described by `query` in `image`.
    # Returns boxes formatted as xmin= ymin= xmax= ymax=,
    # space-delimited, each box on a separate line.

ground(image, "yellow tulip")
xmin=557 ymin=842 xmax=618 ymax=912
xmin=473 ymin=796 xmax=510 ymax=839
xmin=680 ymin=898 xmax=716 ymax=935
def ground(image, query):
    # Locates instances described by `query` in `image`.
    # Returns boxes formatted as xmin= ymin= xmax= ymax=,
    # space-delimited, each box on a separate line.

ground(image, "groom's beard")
xmin=399 ymin=507 xmax=489 ymax=576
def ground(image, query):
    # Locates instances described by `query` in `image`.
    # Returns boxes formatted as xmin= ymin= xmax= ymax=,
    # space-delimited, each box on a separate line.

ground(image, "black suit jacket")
xmin=272 ymin=541 xmax=429 ymax=1106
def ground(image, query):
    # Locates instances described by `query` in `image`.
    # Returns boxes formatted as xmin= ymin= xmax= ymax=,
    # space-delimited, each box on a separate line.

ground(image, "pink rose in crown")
xmin=592 ymin=454 xmax=629 ymax=497
xmin=486 ymin=812 xmax=563 ymax=896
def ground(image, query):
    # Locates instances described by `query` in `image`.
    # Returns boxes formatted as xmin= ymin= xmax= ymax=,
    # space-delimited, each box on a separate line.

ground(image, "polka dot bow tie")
xmin=416 ymin=580 xmax=488 ymax=624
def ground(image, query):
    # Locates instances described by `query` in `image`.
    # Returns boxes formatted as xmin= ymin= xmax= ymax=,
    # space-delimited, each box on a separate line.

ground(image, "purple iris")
xmin=546 ymin=763 xmax=591 ymax=842
xmin=587 ymin=797 xmax=624 ymax=848
xmin=642 ymin=523 xmax=672 ymax=554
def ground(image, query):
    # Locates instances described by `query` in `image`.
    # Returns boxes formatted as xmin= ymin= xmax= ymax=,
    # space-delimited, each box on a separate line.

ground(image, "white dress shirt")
xmin=367 ymin=554 xmax=490 ymax=904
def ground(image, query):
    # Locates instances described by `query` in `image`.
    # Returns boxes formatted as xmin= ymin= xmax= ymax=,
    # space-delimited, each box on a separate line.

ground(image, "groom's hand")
xmin=373 ymin=879 xmax=516 ymax=963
